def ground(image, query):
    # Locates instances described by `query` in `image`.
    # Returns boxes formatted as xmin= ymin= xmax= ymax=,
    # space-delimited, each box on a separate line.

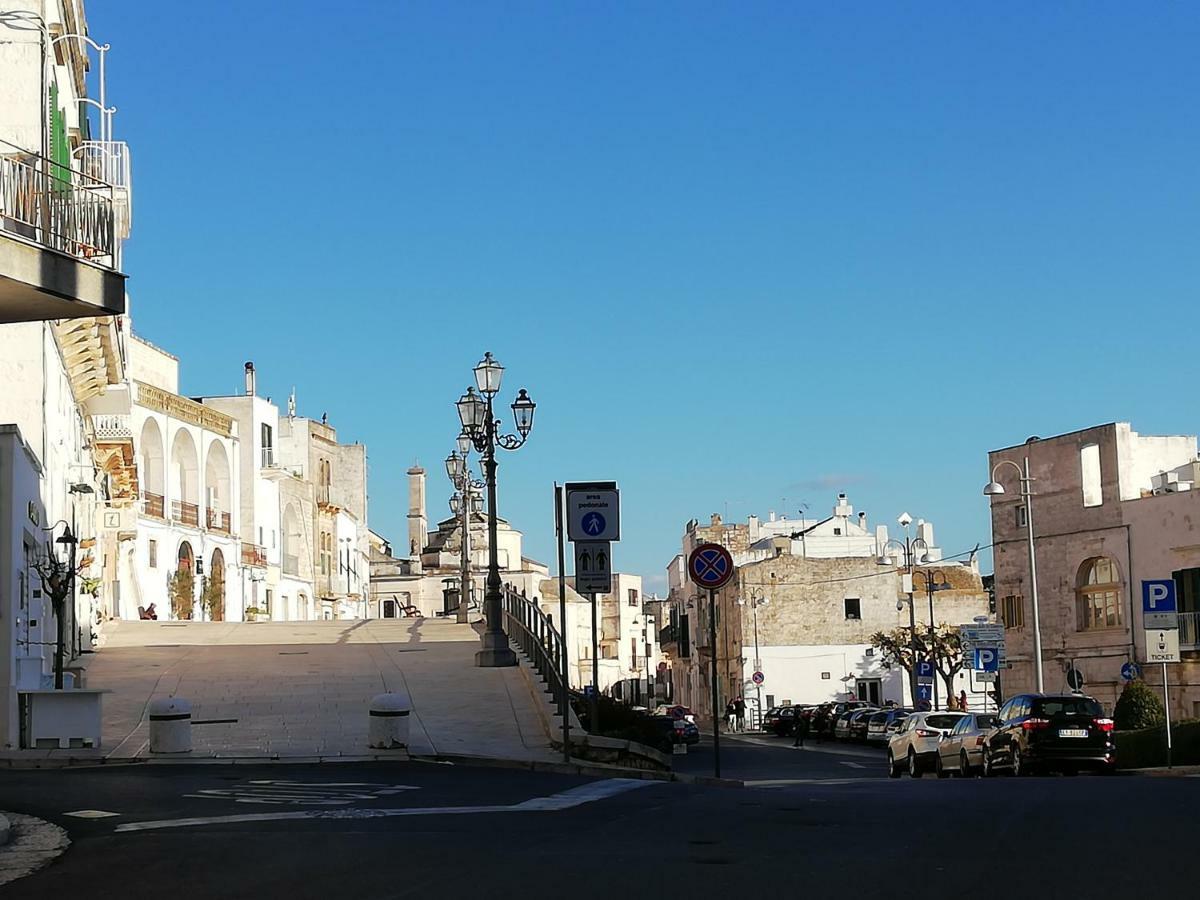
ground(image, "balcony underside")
xmin=0 ymin=231 xmax=126 ymax=323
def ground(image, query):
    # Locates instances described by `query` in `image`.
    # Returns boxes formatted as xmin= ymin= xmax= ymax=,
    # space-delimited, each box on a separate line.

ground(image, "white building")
xmin=123 ymin=335 xmax=243 ymax=621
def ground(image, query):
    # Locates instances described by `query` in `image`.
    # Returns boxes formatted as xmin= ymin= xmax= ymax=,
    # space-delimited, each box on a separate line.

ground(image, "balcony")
xmin=241 ymin=542 xmax=267 ymax=568
xmin=206 ymin=507 xmax=231 ymax=534
xmin=93 ymin=414 xmax=132 ymax=440
xmin=1180 ymin=612 xmax=1200 ymax=651
xmin=0 ymin=138 xmax=125 ymax=322
xmin=141 ymin=491 xmax=164 ymax=520
xmin=171 ymin=500 xmax=199 ymax=528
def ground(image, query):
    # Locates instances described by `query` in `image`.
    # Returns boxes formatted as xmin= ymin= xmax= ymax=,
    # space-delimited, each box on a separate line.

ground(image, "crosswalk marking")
xmin=183 ymin=780 xmax=419 ymax=806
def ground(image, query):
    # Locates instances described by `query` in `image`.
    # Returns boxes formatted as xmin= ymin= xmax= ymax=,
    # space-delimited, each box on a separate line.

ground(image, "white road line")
xmin=839 ymin=761 xmax=867 ymax=769
xmin=114 ymin=778 xmax=653 ymax=833
xmin=64 ymin=809 xmax=121 ymax=819
xmin=183 ymin=782 xmax=421 ymax=805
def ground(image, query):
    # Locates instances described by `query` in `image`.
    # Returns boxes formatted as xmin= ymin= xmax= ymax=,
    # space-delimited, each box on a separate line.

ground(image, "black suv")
xmin=982 ymin=693 xmax=1115 ymax=776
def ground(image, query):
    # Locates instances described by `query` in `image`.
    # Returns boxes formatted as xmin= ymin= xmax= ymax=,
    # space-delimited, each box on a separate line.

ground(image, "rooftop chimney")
xmin=858 ymin=511 xmax=867 ymax=531
xmin=244 ymin=362 xmax=256 ymax=396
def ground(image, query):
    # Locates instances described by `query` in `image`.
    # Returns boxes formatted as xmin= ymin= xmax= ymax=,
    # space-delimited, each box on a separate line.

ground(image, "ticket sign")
xmin=1146 ymin=628 xmax=1180 ymax=664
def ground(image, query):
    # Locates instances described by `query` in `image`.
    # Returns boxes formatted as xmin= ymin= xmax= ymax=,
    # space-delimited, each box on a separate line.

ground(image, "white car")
xmin=887 ymin=711 xmax=968 ymax=778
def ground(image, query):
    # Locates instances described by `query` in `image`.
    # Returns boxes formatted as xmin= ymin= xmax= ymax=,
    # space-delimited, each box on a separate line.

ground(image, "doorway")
xmin=857 ymin=679 xmax=882 ymax=705
xmin=383 ymin=598 xmax=397 ymax=619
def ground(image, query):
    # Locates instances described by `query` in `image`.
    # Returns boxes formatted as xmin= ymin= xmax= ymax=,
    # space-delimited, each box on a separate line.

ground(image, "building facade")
xmin=988 ymin=423 xmax=1200 ymax=716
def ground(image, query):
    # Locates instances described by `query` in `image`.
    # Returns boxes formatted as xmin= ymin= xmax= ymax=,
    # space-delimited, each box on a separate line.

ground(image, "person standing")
xmin=958 ymin=689 xmax=969 ymax=713
xmin=734 ymin=696 xmax=746 ymax=732
xmin=724 ymin=700 xmax=736 ymax=732
xmin=793 ymin=709 xmax=810 ymax=748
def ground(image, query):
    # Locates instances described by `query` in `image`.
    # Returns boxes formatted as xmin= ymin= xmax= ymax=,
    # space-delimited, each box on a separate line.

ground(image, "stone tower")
xmin=407 ymin=465 xmax=427 ymax=573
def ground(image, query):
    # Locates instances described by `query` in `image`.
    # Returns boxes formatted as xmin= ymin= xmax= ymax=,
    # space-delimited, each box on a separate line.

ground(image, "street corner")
xmin=0 ymin=812 xmax=70 ymax=889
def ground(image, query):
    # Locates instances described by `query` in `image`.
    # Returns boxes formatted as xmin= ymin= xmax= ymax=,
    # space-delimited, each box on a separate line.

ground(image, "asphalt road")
xmin=3 ymin=743 xmax=1198 ymax=899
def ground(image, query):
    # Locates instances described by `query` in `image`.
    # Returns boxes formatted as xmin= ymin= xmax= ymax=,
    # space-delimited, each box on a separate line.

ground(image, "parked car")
xmin=887 ymin=711 xmax=968 ymax=777
xmin=645 ymin=715 xmax=701 ymax=752
xmin=866 ymin=708 xmax=913 ymax=744
xmin=823 ymin=701 xmax=869 ymax=737
xmin=652 ymin=705 xmax=696 ymax=724
xmin=761 ymin=706 xmax=785 ymax=734
xmin=847 ymin=708 xmax=881 ymax=742
xmin=935 ymin=712 xmax=999 ymax=777
xmin=981 ymin=693 xmax=1115 ymax=776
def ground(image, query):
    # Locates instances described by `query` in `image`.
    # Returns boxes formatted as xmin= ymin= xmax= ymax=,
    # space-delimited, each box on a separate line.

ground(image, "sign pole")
xmin=555 ymin=484 xmax=570 ymax=763
xmin=1163 ymin=661 xmax=1173 ymax=769
xmin=709 ymin=587 xmax=721 ymax=780
xmin=590 ymin=591 xmax=599 ymax=735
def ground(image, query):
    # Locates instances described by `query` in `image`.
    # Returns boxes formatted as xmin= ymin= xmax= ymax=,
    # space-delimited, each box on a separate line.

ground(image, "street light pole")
xmin=738 ymin=589 xmax=768 ymax=730
xmin=985 ymin=456 xmax=1044 ymax=692
xmin=447 ymin=436 xmax=483 ymax=626
xmin=880 ymin=522 xmax=932 ymax=707
xmin=457 ymin=353 xmax=536 ymax=668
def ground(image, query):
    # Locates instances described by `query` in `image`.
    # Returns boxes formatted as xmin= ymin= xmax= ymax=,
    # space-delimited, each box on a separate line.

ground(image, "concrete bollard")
xmin=148 ymin=697 xmax=193 ymax=754
xmin=368 ymin=692 xmax=411 ymax=749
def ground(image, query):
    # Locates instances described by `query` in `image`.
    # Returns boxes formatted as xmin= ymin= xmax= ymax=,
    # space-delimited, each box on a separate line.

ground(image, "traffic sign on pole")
xmin=1147 ymin=628 xmax=1181 ymax=664
xmin=573 ymin=541 xmax=612 ymax=594
xmin=752 ymin=671 xmax=765 ymax=686
xmin=687 ymin=543 xmax=735 ymax=590
xmin=565 ymin=482 xmax=620 ymax=543
xmin=1120 ymin=661 xmax=1142 ymax=682
xmin=916 ymin=659 xmax=935 ymax=683
xmin=1142 ymin=580 xmax=1179 ymax=629
xmin=973 ymin=647 xmax=1000 ymax=673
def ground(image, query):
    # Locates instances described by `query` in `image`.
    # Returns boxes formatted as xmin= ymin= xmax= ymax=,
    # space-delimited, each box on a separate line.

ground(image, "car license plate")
xmin=1058 ymin=728 xmax=1088 ymax=738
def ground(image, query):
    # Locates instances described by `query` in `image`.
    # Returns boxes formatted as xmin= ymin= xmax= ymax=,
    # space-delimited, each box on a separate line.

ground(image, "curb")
xmin=0 ymin=813 xmax=9 ymax=847
xmin=412 ymin=752 xmax=743 ymax=787
xmin=1127 ymin=764 xmax=1200 ymax=777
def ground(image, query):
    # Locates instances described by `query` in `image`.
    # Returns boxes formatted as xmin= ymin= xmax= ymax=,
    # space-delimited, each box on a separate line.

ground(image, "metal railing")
xmin=172 ymin=500 xmax=199 ymax=527
xmin=261 ymin=447 xmax=276 ymax=468
xmin=241 ymin=542 xmax=267 ymax=568
xmin=141 ymin=491 xmax=164 ymax=519
xmin=93 ymin=414 xmax=133 ymax=440
xmin=73 ymin=140 xmax=131 ymax=238
xmin=0 ymin=137 xmax=116 ymax=267
xmin=206 ymin=507 xmax=231 ymax=534
xmin=1179 ymin=611 xmax=1200 ymax=650
xmin=501 ymin=585 xmax=567 ymax=719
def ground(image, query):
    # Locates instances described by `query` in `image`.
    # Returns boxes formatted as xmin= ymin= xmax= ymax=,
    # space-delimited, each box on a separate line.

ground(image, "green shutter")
xmin=49 ymin=82 xmax=70 ymax=186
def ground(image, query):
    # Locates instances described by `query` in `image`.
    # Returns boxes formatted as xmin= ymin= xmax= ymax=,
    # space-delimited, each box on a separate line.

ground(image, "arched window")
xmin=178 ymin=541 xmax=194 ymax=571
xmin=1076 ymin=557 xmax=1123 ymax=631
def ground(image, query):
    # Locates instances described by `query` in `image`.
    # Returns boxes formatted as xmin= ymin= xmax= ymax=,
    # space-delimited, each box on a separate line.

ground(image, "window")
xmin=833 ymin=527 xmax=842 ymax=536
xmin=1076 ymin=557 xmax=1123 ymax=630
xmin=628 ymin=588 xmax=639 ymax=607
xmin=1016 ymin=506 xmax=1027 ymax=528
xmin=261 ymin=423 xmax=275 ymax=467
xmin=1081 ymin=443 xmax=1102 ymax=507
xmin=631 ymin=638 xmax=638 ymax=669
xmin=1001 ymin=594 xmax=1025 ymax=628
xmin=844 ymin=598 xmax=861 ymax=620
xmin=264 ymin=589 xmax=273 ymax=613
xmin=148 ymin=539 xmax=158 ymax=569
xmin=821 ymin=672 xmax=831 ymax=680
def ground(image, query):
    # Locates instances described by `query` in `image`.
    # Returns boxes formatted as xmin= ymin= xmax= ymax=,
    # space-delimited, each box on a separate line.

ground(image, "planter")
xmin=18 ymin=689 xmax=108 ymax=749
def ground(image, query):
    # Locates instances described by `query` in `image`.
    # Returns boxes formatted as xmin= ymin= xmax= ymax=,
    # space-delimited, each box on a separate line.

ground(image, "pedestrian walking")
xmin=792 ymin=709 xmax=810 ymax=748
xmin=958 ymin=689 xmax=969 ymax=713
xmin=734 ymin=697 xmax=746 ymax=732
xmin=724 ymin=700 xmax=736 ymax=732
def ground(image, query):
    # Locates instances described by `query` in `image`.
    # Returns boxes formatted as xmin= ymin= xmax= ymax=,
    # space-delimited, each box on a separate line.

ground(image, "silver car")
xmin=887 ymin=711 xmax=968 ymax=777
xmin=935 ymin=712 xmax=1000 ymax=777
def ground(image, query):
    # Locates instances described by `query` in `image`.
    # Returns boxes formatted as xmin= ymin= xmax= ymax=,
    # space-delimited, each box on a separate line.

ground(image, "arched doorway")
xmin=171 ymin=541 xmax=195 ymax=620
xmin=208 ymin=549 xmax=226 ymax=621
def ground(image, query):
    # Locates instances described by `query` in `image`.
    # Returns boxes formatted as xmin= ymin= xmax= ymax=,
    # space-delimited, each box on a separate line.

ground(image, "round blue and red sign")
xmin=688 ymin=542 xmax=735 ymax=590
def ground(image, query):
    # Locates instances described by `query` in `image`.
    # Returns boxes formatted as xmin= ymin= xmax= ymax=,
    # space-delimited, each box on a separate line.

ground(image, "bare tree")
xmin=32 ymin=539 xmax=80 ymax=690
xmin=870 ymin=625 xmax=966 ymax=705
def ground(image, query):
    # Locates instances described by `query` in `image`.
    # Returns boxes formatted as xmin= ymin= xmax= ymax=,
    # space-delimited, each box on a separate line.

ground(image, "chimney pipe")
xmin=244 ymin=362 xmax=256 ymax=396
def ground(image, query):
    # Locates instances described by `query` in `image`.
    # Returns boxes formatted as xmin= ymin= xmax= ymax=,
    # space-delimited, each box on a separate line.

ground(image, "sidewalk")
xmin=4 ymin=618 xmax=557 ymax=766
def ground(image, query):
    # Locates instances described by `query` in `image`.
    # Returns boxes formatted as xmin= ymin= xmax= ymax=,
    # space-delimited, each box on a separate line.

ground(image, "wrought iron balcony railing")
xmin=206 ymin=507 xmax=231 ymax=534
xmin=172 ymin=500 xmax=199 ymax=527
xmin=141 ymin=491 xmax=164 ymax=519
xmin=0 ymin=137 xmax=116 ymax=268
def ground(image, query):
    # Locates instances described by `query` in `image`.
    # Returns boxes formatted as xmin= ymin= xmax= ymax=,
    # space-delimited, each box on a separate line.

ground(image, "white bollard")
xmin=148 ymin=697 xmax=192 ymax=754
xmin=368 ymin=692 xmax=411 ymax=749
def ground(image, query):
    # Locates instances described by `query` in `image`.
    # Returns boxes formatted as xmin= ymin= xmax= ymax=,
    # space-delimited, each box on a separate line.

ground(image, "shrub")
xmin=168 ymin=568 xmax=195 ymax=620
xmin=1117 ymin=719 xmax=1200 ymax=769
xmin=1113 ymin=679 xmax=1165 ymax=731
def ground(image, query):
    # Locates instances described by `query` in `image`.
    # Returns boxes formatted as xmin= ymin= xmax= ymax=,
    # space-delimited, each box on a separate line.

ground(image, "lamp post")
xmin=737 ymin=589 xmax=769 ymax=730
xmin=984 ymin=456 xmax=1044 ymax=692
xmin=446 ymin=439 xmax=485 ymax=626
xmin=912 ymin=568 xmax=953 ymax=709
xmin=457 ymin=352 xmax=536 ymax=667
xmin=879 ymin=515 xmax=932 ymax=707
xmin=34 ymin=521 xmax=78 ymax=689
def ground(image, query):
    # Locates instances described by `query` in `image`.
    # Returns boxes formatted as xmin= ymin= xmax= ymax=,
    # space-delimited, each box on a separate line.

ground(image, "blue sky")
xmin=95 ymin=2 xmax=1200 ymax=592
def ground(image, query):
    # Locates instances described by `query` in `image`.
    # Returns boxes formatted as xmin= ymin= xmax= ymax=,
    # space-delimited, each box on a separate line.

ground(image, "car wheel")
xmin=960 ymin=750 xmax=973 ymax=778
xmin=907 ymin=748 xmax=923 ymax=778
xmin=887 ymin=751 xmax=902 ymax=779
xmin=936 ymin=755 xmax=950 ymax=779
xmin=1012 ymin=746 xmax=1027 ymax=777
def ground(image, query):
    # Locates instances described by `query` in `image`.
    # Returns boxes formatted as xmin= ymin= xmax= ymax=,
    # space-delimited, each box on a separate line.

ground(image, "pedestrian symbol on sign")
xmin=583 ymin=512 xmax=606 ymax=536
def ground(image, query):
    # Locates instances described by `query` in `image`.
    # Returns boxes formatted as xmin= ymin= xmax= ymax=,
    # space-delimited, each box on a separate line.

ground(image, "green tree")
xmin=1113 ymin=679 xmax=1165 ymax=730
xmin=168 ymin=568 xmax=195 ymax=620
xmin=870 ymin=624 xmax=966 ymax=703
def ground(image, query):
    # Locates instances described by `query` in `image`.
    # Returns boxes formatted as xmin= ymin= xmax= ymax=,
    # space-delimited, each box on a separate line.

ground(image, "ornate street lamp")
xmin=457 ymin=353 xmax=535 ymax=666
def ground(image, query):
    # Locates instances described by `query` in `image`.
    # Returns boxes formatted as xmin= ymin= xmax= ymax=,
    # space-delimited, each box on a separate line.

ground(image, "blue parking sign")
xmin=1142 ymin=580 xmax=1177 ymax=613
xmin=916 ymin=659 xmax=934 ymax=680
xmin=974 ymin=647 xmax=1000 ymax=673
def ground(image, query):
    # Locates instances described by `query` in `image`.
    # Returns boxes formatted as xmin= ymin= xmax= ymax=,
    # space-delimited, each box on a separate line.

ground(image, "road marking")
xmin=745 ymin=778 xmax=886 ymax=787
xmin=115 ymin=778 xmax=654 ymax=833
xmin=183 ymin=780 xmax=419 ymax=806
xmin=839 ymin=761 xmax=867 ymax=769
xmin=63 ymin=809 xmax=120 ymax=819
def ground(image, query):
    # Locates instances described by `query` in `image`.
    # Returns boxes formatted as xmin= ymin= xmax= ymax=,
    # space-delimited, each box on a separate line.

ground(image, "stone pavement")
xmin=11 ymin=618 xmax=557 ymax=764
